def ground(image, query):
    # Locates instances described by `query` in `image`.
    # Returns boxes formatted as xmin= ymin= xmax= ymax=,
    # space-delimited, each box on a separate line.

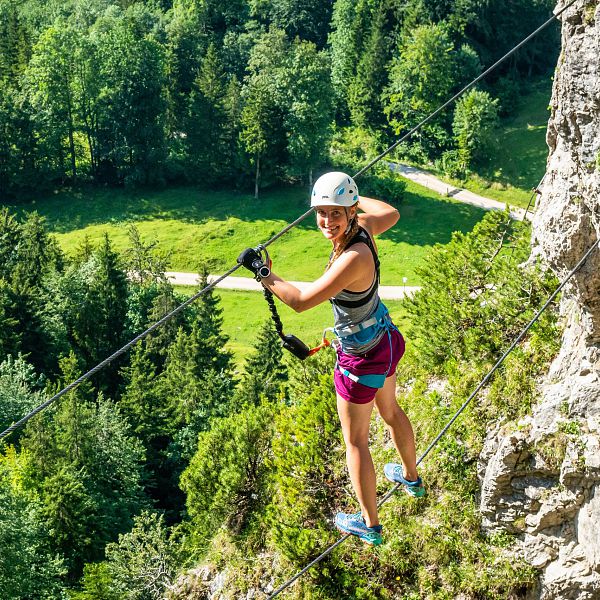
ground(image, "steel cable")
xmin=0 ymin=0 xmax=576 ymax=443
xmin=267 ymin=236 xmax=598 ymax=600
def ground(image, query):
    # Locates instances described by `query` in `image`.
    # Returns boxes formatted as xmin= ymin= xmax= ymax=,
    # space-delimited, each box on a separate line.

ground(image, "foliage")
xmin=235 ymin=319 xmax=287 ymax=406
xmin=284 ymin=38 xmax=334 ymax=184
xmin=0 ymin=0 xmax=556 ymax=196
xmin=0 ymin=355 xmax=46 ymax=435
xmin=268 ymin=375 xmax=344 ymax=563
xmin=0 ymin=448 xmax=66 ymax=599
xmin=160 ymin=271 xmax=233 ymax=429
xmin=346 ymin=0 xmax=391 ymax=131
xmin=452 ymin=88 xmax=500 ymax=170
xmin=256 ymin=0 xmax=334 ymax=47
xmin=92 ymin=6 xmax=169 ymax=185
xmin=75 ymin=511 xmax=179 ymax=600
xmin=384 ymin=23 xmax=479 ymax=159
xmin=405 ymin=210 xmax=558 ymax=372
xmin=359 ymin=164 xmax=407 ymax=206
xmin=45 ymin=233 xmax=128 ymax=391
xmin=21 ymin=353 xmax=147 ymax=576
xmin=184 ymin=43 xmax=230 ymax=183
xmin=180 ymin=399 xmax=276 ymax=546
xmin=240 ymin=27 xmax=289 ymax=195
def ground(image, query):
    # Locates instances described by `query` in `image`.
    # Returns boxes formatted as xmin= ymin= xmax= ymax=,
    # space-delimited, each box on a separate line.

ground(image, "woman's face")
xmin=315 ymin=205 xmax=355 ymax=243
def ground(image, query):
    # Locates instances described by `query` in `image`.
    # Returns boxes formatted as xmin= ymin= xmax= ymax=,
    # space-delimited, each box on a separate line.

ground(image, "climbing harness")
xmin=334 ymin=300 xmax=397 ymax=389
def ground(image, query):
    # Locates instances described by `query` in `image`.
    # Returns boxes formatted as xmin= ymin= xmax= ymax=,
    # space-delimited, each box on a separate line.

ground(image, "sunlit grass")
xmin=414 ymin=77 xmax=552 ymax=209
xmin=174 ymin=285 xmax=412 ymax=363
xmin=8 ymin=182 xmax=487 ymax=286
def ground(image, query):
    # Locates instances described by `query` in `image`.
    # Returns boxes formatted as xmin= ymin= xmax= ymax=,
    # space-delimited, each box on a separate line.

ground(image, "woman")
xmin=238 ymin=171 xmax=424 ymax=546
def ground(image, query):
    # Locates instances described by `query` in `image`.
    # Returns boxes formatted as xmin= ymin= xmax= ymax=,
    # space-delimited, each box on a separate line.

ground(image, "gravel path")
xmin=167 ymin=164 xmax=533 ymax=296
xmin=388 ymin=162 xmax=533 ymax=221
xmin=166 ymin=272 xmax=421 ymax=300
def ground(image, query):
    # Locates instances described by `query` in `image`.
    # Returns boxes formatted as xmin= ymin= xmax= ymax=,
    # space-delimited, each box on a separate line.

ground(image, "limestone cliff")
xmin=478 ymin=1 xmax=600 ymax=598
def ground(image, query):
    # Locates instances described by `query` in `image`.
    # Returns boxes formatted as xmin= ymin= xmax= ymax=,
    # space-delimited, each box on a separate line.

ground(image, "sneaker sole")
xmin=384 ymin=476 xmax=426 ymax=498
xmin=335 ymin=525 xmax=383 ymax=546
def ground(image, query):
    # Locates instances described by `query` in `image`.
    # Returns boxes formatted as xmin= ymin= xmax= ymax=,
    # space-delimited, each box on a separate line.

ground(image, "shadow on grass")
xmin=8 ymin=185 xmax=315 ymax=234
xmin=380 ymin=189 xmax=486 ymax=247
xmin=472 ymin=78 xmax=552 ymax=191
xmin=7 ymin=180 xmax=487 ymax=250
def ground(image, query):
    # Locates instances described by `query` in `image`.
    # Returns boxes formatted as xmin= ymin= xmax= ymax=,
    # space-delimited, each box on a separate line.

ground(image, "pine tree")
xmin=180 ymin=399 xmax=276 ymax=541
xmin=83 ymin=234 xmax=128 ymax=391
xmin=0 ymin=5 xmax=31 ymax=85
xmin=141 ymin=285 xmax=185 ymax=369
xmin=0 ymin=207 xmax=20 ymax=280
xmin=76 ymin=511 xmax=178 ymax=599
xmin=120 ymin=344 xmax=174 ymax=505
xmin=12 ymin=211 xmax=62 ymax=290
xmin=271 ymin=375 xmax=343 ymax=562
xmin=346 ymin=0 xmax=390 ymax=130
xmin=236 ymin=320 xmax=287 ymax=406
xmin=21 ymin=353 xmax=146 ymax=577
xmin=0 ymin=281 xmax=19 ymax=362
xmin=192 ymin=269 xmax=233 ymax=376
xmin=185 ymin=43 xmax=229 ymax=183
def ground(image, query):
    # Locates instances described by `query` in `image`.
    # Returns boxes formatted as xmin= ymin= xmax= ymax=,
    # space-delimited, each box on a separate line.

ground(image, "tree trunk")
xmin=254 ymin=153 xmax=260 ymax=199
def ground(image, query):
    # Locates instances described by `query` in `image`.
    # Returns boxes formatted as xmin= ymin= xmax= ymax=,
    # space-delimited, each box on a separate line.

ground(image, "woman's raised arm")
xmin=357 ymin=196 xmax=399 ymax=236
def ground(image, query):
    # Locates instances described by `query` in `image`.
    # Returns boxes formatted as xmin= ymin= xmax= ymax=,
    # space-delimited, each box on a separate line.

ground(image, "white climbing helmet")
xmin=311 ymin=172 xmax=359 ymax=208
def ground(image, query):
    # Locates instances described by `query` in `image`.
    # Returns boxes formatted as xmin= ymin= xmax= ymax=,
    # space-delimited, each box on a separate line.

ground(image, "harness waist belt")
xmin=334 ymin=315 xmax=379 ymax=337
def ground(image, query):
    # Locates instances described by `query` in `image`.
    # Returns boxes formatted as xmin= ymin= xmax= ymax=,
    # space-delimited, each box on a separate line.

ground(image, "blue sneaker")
xmin=335 ymin=511 xmax=383 ymax=546
xmin=384 ymin=463 xmax=426 ymax=498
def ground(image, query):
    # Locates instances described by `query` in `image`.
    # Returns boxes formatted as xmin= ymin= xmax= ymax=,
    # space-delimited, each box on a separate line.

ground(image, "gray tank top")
xmin=331 ymin=227 xmax=384 ymax=354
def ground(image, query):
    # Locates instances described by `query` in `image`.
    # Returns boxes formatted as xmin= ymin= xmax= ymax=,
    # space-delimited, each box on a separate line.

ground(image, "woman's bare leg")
xmin=374 ymin=373 xmax=418 ymax=481
xmin=336 ymin=395 xmax=379 ymax=527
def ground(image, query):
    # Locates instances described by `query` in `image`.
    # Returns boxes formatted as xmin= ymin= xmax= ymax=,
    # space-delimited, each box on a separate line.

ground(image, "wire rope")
xmin=267 ymin=237 xmax=599 ymax=599
xmin=0 ymin=0 xmax=576 ymax=443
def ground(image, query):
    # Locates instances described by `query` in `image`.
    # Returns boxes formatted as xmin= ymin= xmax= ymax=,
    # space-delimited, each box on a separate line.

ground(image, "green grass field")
xmin=175 ymin=286 xmax=412 ymax=361
xmin=423 ymin=78 xmax=552 ymax=209
xmin=9 ymin=180 xmax=487 ymax=286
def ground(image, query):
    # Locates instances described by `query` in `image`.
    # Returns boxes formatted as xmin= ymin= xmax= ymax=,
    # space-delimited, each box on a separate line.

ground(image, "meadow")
xmin=7 ymin=177 xmax=487 ymax=358
xmin=12 ymin=179 xmax=487 ymax=286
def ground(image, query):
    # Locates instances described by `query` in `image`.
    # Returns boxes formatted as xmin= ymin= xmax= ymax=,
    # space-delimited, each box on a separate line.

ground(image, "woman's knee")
xmin=378 ymin=402 xmax=404 ymax=428
xmin=342 ymin=429 xmax=370 ymax=450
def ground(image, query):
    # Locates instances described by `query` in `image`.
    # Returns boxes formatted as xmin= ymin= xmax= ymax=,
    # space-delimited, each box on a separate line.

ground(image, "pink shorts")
xmin=334 ymin=328 xmax=405 ymax=404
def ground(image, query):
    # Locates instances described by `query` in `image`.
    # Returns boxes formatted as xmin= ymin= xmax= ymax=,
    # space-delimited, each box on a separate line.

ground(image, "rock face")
xmin=478 ymin=2 xmax=600 ymax=599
